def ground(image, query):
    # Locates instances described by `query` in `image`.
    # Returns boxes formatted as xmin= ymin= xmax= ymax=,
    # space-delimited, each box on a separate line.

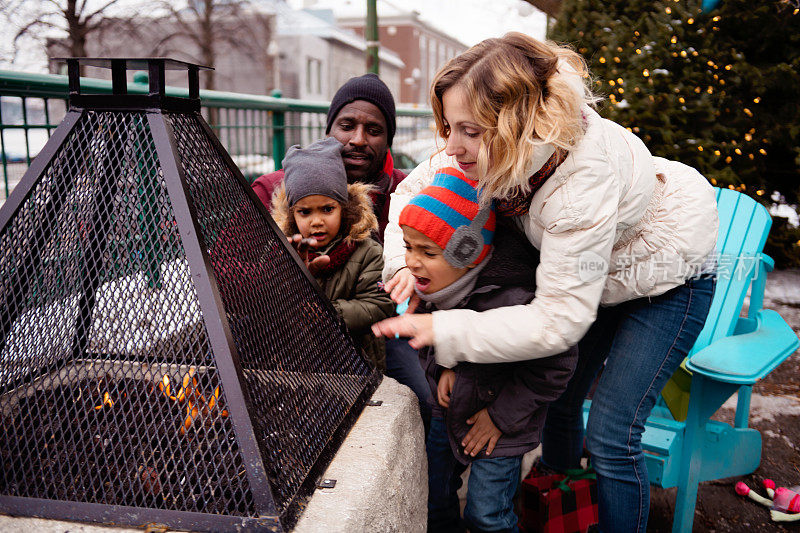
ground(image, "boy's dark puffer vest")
xmin=420 ymin=222 xmax=579 ymax=464
xmin=271 ymin=182 xmax=394 ymax=371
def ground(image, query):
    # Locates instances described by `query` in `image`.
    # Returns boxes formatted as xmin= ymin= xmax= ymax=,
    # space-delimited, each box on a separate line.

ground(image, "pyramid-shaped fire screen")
xmin=0 ymin=58 xmax=382 ymax=532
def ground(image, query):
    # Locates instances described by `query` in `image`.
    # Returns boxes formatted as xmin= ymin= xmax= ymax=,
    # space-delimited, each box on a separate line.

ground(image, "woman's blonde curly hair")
xmin=430 ymin=32 xmax=597 ymax=202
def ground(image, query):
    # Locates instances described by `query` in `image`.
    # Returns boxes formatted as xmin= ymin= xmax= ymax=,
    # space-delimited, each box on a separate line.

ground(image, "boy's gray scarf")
xmin=415 ymin=252 xmax=492 ymax=311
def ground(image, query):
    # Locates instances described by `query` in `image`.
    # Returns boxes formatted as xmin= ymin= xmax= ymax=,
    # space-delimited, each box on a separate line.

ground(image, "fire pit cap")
xmin=52 ymin=57 xmax=212 ymax=112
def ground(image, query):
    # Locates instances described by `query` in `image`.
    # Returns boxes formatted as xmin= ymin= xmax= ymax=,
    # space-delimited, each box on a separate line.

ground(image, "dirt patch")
xmin=648 ymin=288 xmax=800 ymax=531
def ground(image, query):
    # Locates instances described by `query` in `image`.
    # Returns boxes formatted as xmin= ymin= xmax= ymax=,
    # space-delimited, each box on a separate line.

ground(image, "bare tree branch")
xmin=519 ymin=0 xmax=562 ymax=19
xmin=13 ymin=19 xmax=60 ymax=45
xmin=84 ymin=0 xmax=125 ymax=23
xmin=75 ymin=0 xmax=87 ymax=18
xmin=2 ymin=0 xmax=149 ymax=71
xmin=40 ymin=0 xmax=65 ymax=13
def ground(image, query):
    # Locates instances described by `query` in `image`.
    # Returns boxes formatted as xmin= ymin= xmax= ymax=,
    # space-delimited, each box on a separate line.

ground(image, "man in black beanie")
xmin=253 ymin=73 xmax=405 ymax=242
xmin=252 ymin=74 xmax=432 ymax=430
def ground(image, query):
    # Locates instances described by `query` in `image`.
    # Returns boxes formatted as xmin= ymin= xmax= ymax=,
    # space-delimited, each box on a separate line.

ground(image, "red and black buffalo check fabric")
xmin=519 ymin=465 xmax=598 ymax=533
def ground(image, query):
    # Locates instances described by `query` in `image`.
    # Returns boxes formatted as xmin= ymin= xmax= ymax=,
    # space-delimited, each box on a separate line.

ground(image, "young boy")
xmin=398 ymin=167 xmax=578 ymax=532
xmin=271 ymin=137 xmax=394 ymax=370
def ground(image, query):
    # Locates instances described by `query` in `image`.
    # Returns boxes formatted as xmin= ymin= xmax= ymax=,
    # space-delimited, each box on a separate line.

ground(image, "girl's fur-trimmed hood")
xmin=270 ymin=181 xmax=378 ymax=244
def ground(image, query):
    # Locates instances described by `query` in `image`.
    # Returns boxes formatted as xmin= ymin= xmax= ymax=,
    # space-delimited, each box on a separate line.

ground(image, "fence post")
xmin=0 ymin=102 xmax=8 ymax=199
xmin=271 ymin=89 xmax=285 ymax=170
xmin=366 ymin=0 xmax=380 ymax=75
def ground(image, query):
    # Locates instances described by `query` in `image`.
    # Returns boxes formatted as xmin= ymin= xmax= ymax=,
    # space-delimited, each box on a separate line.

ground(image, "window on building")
xmin=419 ymin=35 xmax=428 ymax=103
xmin=429 ymin=41 xmax=436 ymax=81
xmin=306 ymin=57 xmax=322 ymax=95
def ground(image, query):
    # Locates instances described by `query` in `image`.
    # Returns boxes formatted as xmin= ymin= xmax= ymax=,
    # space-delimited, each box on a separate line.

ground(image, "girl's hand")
xmin=437 ymin=369 xmax=456 ymax=408
xmin=371 ymin=313 xmax=433 ymax=349
xmin=288 ymin=234 xmax=330 ymax=275
xmin=462 ymin=408 xmax=502 ymax=457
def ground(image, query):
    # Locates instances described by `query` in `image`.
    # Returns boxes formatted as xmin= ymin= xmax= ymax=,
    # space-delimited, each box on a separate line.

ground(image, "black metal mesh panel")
xmin=0 ymin=110 xmax=256 ymax=516
xmin=166 ymin=112 xmax=381 ymax=518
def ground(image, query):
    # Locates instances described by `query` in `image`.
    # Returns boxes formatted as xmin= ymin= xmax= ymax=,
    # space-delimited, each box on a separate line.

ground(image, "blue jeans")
xmin=386 ymin=337 xmax=432 ymax=430
xmin=541 ymin=277 xmax=714 ymax=533
xmin=427 ymin=417 xmax=521 ymax=533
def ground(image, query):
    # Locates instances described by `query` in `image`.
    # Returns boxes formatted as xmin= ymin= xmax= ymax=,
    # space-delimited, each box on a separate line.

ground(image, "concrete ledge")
xmin=294 ymin=376 xmax=427 ymax=533
xmin=0 ymin=377 xmax=427 ymax=533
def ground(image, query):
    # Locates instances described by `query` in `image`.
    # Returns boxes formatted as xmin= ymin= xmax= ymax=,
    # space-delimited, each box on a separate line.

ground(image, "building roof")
xmin=264 ymin=1 xmax=404 ymax=68
xmin=302 ymin=0 xmax=468 ymax=48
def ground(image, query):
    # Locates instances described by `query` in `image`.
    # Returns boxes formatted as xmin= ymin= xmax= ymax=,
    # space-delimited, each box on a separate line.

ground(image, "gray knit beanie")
xmin=282 ymin=137 xmax=348 ymax=206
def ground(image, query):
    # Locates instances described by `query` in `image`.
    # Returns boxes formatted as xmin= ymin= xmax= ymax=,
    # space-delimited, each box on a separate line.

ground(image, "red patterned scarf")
xmin=308 ymin=239 xmax=357 ymax=278
xmin=495 ymin=148 xmax=569 ymax=217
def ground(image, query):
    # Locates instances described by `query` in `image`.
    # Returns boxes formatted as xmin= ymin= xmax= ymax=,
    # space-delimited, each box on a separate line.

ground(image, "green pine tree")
xmin=552 ymin=0 xmax=800 ymax=197
xmin=551 ymin=0 xmax=800 ymax=265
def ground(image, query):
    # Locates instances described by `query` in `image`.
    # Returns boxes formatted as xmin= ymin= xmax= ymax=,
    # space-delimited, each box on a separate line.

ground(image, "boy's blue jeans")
xmin=386 ymin=337 xmax=433 ymax=430
xmin=427 ymin=416 xmax=521 ymax=533
xmin=541 ymin=277 xmax=714 ymax=533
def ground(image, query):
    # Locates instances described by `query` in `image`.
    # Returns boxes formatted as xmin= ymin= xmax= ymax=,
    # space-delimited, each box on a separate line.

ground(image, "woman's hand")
xmin=288 ymin=234 xmax=330 ymax=275
xmin=437 ymin=369 xmax=455 ymax=408
xmin=371 ymin=313 xmax=434 ymax=350
xmin=462 ymin=408 xmax=502 ymax=457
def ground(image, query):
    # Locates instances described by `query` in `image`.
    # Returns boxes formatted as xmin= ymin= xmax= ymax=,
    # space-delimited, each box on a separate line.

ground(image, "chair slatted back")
xmin=688 ymin=188 xmax=772 ymax=356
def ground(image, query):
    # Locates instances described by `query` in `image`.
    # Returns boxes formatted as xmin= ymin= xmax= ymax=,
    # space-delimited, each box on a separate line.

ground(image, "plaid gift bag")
xmin=519 ymin=465 xmax=598 ymax=533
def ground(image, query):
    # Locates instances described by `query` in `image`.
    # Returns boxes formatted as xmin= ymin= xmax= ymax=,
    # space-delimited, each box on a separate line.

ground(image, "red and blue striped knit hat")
xmin=399 ymin=167 xmax=495 ymax=268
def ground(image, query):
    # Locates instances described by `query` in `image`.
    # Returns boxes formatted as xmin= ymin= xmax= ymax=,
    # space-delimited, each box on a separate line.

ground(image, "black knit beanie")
xmin=325 ymin=73 xmax=396 ymax=146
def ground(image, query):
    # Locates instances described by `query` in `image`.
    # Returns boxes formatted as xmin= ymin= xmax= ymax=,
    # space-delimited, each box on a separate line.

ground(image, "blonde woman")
xmin=372 ymin=33 xmax=718 ymax=533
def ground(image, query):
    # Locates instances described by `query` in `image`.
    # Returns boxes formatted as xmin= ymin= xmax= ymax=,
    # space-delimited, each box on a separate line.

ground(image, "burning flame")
xmin=157 ymin=368 xmax=228 ymax=435
xmin=158 ymin=374 xmax=176 ymax=400
xmin=94 ymin=391 xmax=114 ymax=410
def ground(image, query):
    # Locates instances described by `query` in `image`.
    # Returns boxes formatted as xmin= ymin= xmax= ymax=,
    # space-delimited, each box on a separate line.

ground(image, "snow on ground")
xmin=722 ymin=393 xmax=800 ymax=424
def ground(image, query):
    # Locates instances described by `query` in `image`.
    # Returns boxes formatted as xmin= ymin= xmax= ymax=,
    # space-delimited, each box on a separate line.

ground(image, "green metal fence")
xmin=0 ymin=69 xmax=433 ymax=200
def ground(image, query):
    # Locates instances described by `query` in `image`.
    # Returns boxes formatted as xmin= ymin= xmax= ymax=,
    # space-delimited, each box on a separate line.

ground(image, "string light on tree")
xmin=550 ymin=0 xmax=800 ymax=244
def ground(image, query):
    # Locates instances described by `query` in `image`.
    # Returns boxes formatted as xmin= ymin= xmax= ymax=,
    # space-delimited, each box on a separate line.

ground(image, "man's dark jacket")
xmin=419 ymin=225 xmax=579 ymax=464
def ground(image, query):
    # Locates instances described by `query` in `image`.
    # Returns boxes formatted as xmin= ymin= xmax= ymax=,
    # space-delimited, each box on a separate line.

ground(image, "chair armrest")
xmin=761 ymin=253 xmax=775 ymax=272
xmin=748 ymin=254 xmax=774 ymax=316
xmin=686 ymin=309 xmax=799 ymax=385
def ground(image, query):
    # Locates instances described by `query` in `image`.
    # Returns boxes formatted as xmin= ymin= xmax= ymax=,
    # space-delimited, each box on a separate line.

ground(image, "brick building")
xmin=305 ymin=1 xmax=467 ymax=105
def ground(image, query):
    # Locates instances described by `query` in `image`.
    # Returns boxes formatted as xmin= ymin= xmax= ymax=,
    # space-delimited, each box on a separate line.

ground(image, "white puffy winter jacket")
xmin=383 ymin=106 xmax=719 ymax=368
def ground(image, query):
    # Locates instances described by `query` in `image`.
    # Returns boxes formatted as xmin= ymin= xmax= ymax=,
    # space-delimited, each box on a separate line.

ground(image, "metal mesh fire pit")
xmin=0 ymin=58 xmax=382 ymax=532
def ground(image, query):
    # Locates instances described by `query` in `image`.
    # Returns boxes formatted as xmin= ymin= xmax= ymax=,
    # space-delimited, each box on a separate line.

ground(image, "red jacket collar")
xmin=383 ymin=150 xmax=395 ymax=176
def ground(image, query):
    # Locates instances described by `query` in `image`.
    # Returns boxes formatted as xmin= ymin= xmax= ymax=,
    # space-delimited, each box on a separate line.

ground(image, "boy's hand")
xmin=462 ymin=408 xmax=502 ymax=457
xmin=437 ymin=369 xmax=455 ymax=408
xmin=383 ymin=268 xmax=419 ymax=310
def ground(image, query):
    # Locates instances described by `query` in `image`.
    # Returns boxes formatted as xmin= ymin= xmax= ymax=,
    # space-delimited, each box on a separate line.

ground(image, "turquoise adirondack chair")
xmin=583 ymin=187 xmax=800 ymax=533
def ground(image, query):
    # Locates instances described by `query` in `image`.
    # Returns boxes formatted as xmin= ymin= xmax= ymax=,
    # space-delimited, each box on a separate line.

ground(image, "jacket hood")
xmin=270 ymin=181 xmax=377 ymax=245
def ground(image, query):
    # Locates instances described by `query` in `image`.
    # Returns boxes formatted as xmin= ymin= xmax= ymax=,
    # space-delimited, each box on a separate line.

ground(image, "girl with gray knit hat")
xmin=271 ymin=137 xmax=394 ymax=370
